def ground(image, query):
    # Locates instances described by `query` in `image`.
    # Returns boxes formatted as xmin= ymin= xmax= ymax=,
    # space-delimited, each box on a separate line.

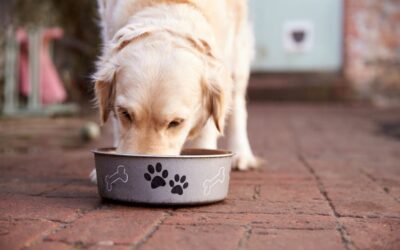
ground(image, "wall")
xmin=344 ymin=0 xmax=400 ymax=105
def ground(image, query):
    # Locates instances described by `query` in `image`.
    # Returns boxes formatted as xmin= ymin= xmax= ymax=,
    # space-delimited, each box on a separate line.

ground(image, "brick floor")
xmin=0 ymin=103 xmax=400 ymax=249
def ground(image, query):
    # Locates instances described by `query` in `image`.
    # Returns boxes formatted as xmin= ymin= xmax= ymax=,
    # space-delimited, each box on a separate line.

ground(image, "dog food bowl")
xmin=93 ymin=148 xmax=233 ymax=205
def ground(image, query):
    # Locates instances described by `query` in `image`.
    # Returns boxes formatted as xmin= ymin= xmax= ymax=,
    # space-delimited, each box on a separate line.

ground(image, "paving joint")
xmin=298 ymin=155 xmax=356 ymax=250
xmin=25 ymin=202 xmax=104 ymax=249
xmin=361 ymin=169 xmax=400 ymax=204
xmin=237 ymin=225 xmax=252 ymax=250
xmin=252 ymin=184 xmax=261 ymax=200
xmin=131 ymin=210 xmax=173 ymax=250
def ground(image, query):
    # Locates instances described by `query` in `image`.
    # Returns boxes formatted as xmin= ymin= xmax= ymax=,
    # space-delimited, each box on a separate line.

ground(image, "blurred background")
xmin=248 ymin=0 xmax=400 ymax=105
xmin=0 ymin=0 xmax=101 ymax=115
xmin=0 ymin=0 xmax=399 ymax=116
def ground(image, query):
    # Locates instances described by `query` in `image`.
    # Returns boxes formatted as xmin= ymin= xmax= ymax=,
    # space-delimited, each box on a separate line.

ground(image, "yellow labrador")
xmin=90 ymin=0 xmax=258 ymax=182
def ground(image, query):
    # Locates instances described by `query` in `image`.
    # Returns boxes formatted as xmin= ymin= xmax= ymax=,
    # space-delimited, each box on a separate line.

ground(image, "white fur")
xmin=90 ymin=0 xmax=259 ymax=183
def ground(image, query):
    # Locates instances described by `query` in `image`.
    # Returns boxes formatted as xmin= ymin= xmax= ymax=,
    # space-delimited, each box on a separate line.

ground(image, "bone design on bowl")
xmin=93 ymin=148 xmax=233 ymax=205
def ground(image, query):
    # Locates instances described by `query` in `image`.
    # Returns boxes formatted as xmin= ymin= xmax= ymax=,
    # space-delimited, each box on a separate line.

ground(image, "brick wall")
xmin=344 ymin=0 xmax=400 ymax=105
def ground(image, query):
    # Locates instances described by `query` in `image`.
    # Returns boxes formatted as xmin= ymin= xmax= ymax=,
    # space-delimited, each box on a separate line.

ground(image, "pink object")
xmin=16 ymin=28 xmax=67 ymax=105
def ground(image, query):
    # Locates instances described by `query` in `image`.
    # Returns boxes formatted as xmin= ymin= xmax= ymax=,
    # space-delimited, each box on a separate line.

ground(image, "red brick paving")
xmin=28 ymin=241 xmax=73 ymax=250
xmin=0 ymin=219 xmax=59 ymax=250
xmin=47 ymin=206 xmax=166 ymax=246
xmin=140 ymin=224 xmax=245 ymax=250
xmin=245 ymin=228 xmax=345 ymax=250
xmin=0 ymin=103 xmax=400 ymax=249
xmin=340 ymin=217 xmax=400 ymax=249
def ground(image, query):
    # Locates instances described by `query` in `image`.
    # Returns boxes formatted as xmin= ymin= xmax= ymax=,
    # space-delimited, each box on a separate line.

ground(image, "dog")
xmin=90 ymin=0 xmax=259 ymax=182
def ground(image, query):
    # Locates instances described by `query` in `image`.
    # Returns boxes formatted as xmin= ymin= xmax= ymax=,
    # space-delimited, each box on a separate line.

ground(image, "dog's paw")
xmin=89 ymin=169 xmax=97 ymax=184
xmin=232 ymin=153 xmax=263 ymax=171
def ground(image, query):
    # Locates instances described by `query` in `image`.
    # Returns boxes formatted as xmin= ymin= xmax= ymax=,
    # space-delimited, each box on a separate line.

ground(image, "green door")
xmin=249 ymin=0 xmax=343 ymax=72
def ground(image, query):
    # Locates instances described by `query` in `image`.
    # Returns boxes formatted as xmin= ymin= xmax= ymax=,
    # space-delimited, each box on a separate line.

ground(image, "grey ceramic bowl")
xmin=93 ymin=148 xmax=233 ymax=205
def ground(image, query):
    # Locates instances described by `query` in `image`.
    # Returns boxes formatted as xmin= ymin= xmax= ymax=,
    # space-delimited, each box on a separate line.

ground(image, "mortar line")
xmin=237 ymin=225 xmax=252 ymax=250
xmin=361 ymin=169 xmax=400 ymax=203
xmin=298 ymin=154 xmax=355 ymax=250
xmin=286 ymin=116 xmax=356 ymax=250
xmin=41 ymin=238 xmax=93 ymax=249
xmin=155 ymin=208 xmax=400 ymax=219
xmin=43 ymin=238 xmax=133 ymax=248
xmin=176 ymin=210 xmax=332 ymax=216
xmin=25 ymin=181 xmax=72 ymax=198
xmin=131 ymin=210 xmax=173 ymax=250
xmin=252 ymin=184 xmax=261 ymax=200
xmin=23 ymin=201 xmax=104 ymax=249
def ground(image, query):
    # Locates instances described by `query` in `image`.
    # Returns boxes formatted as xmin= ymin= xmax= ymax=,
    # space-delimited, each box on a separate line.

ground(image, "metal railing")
xmin=2 ymin=27 xmax=78 ymax=116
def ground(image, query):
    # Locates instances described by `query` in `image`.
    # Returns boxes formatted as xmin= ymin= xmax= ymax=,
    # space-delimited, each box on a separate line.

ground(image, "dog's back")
xmin=97 ymin=0 xmax=248 ymax=47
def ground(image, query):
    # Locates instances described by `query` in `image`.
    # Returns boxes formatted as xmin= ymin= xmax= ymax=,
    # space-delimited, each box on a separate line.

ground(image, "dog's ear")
xmin=93 ymin=23 xmax=150 ymax=125
xmin=112 ymin=24 xmax=153 ymax=51
xmin=93 ymin=57 xmax=118 ymax=124
xmin=203 ymin=61 xmax=231 ymax=134
xmin=188 ymin=60 xmax=229 ymax=139
xmin=95 ymin=79 xmax=116 ymax=124
xmin=185 ymin=37 xmax=231 ymax=135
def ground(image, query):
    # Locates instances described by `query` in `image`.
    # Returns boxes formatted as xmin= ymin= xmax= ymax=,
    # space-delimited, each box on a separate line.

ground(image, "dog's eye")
xmin=122 ymin=111 xmax=132 ymax=121
xmin=118 ymin=108 xmax=133 ymax=123
xmin=168 ymin=119 xmax=183 ymax=129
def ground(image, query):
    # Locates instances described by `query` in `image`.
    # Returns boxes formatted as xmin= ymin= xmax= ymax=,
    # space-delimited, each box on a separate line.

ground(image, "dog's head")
xmin=94 ymin=23 xmax=230 ymax=155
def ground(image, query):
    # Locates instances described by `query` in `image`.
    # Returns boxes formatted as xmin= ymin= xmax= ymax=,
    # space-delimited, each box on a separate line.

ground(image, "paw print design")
xmin=144 ymin=163 xmax=168 ymax=189
xmin=169 ymin=174 xmax=189 ymax=195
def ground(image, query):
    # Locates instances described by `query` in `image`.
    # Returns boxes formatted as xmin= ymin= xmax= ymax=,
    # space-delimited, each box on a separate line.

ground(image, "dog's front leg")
xmin=226 ymin=77 xmax=259 ymax=170
xmin=226 ymin=20 xmax=260 ymax=170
